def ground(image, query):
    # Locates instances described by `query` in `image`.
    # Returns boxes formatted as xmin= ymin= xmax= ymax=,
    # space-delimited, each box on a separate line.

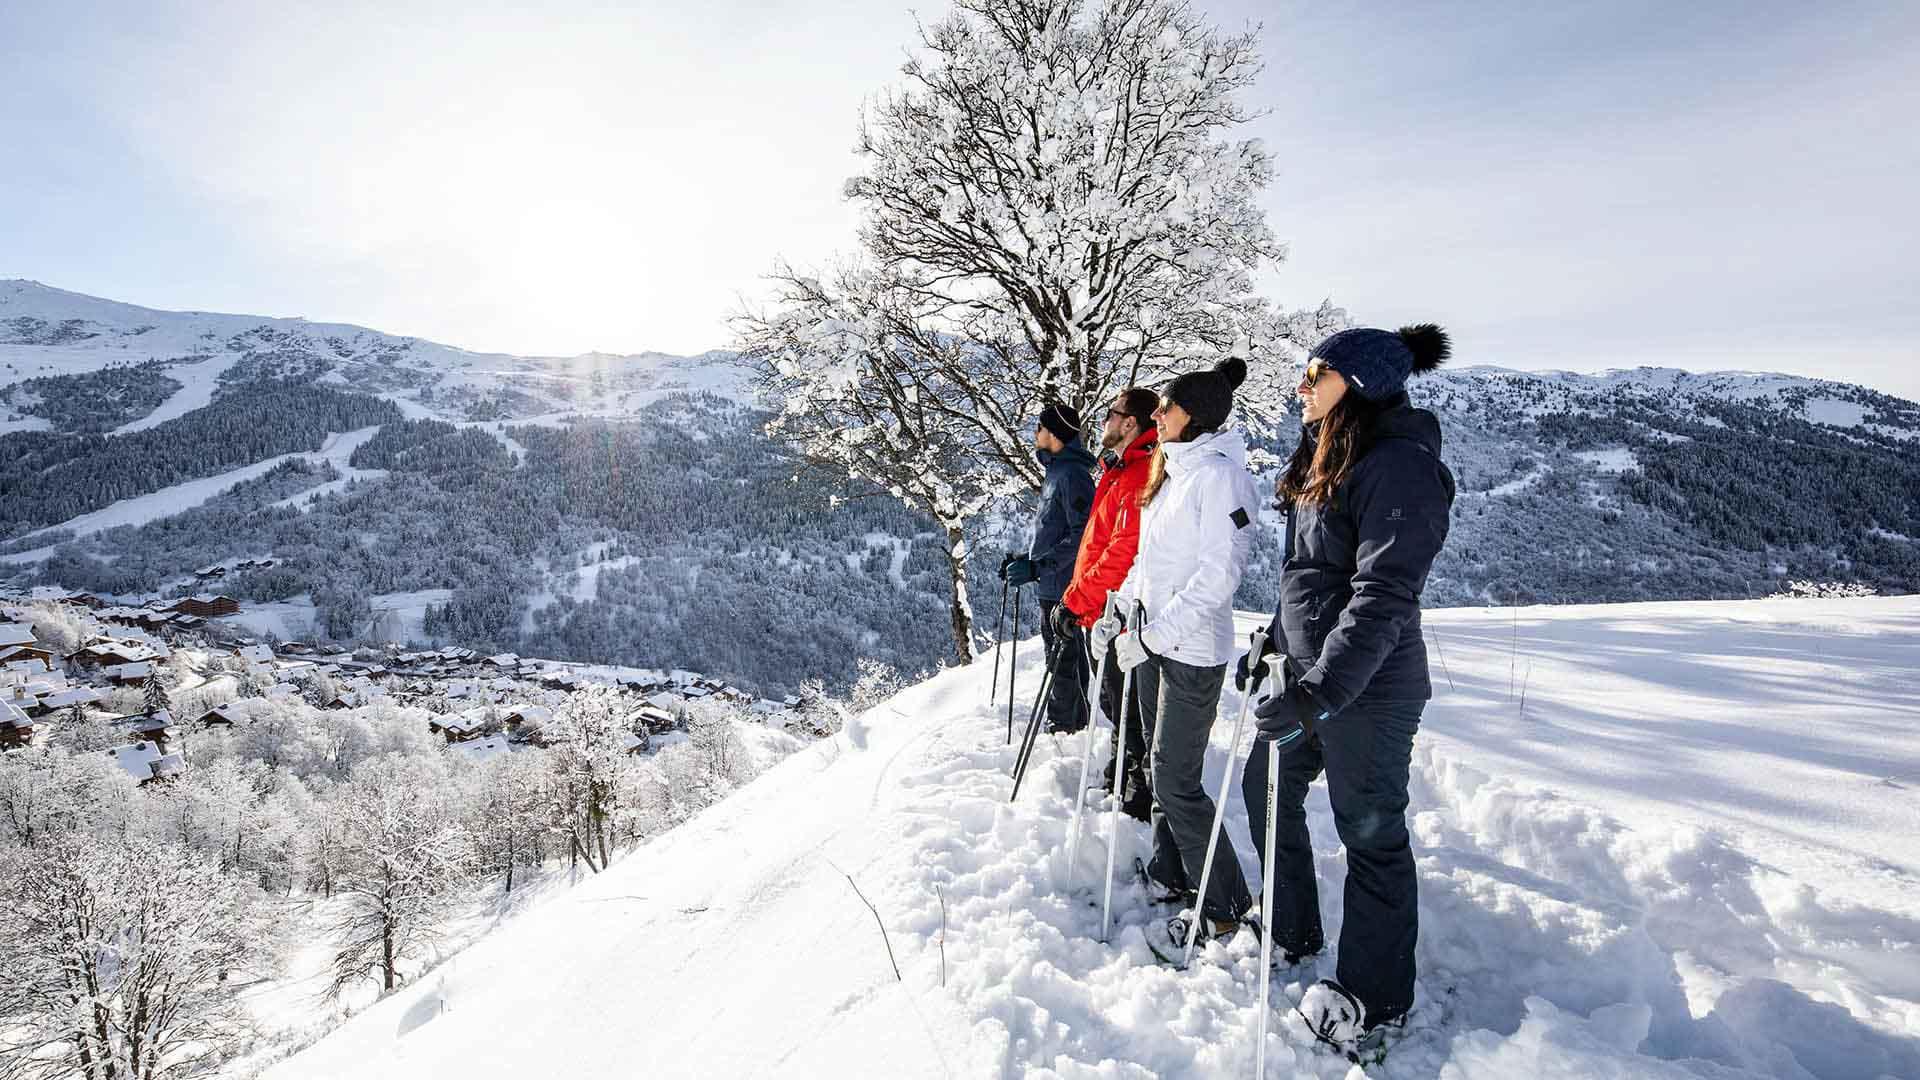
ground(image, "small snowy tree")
xmin=62 ymin=703 xmax=118 ymax=754
xmin=739 ymin=0 xmax=1343 ymax=662
xmin=323 ymin=755 xmax=472 ymax=996
xmin=543 ymin=686 xmax=635 ymax=874
xmin=143 ymin=670 xmax=172 ymax=715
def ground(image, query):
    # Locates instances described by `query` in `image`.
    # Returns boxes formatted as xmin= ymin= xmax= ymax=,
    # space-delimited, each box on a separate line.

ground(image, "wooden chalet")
xmin=107 ymin=740 xmax=185 ymax=785
xmin=113 ymin=709 xmax=178 ymax=753
xmin=427 ymin=709 xmax=491 ymax=743
xmin=0 ymin=623 xmax=36 ymax=650
xmin=167 ymin=595 xmax=240 ymax=619
xmin=26 ymin=685 xmax=103 ymax=717
xmin=104 ymin=661 xmax=155 ymax=685
xmin=196 ymin=704 xmax=243 ymax=728
xmin=0 ymin=700 xmax=35 ymax=749
xmin=0 ymin=645 xmax=55 ymax=670
xmin=627 ymin=704 xmax=678 ymax=735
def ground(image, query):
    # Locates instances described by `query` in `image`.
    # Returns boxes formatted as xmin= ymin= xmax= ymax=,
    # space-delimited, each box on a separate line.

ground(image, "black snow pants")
xmin=1138 ymin=655 xmax=1252 ymax=923
xmin=1243 ymin=698 xmax=1423 ymax=1022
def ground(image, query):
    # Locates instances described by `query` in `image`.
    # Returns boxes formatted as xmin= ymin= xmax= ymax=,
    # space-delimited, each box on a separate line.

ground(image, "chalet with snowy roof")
xmin=483 ymin=652 xmax=520 ymax=668
xmin=501 ymin=703 xmax=553 ymax=735
xmin=627 ymin=705 xmax=678 ymax=734
xmin=453 ymin=734 xmax=513 ymax=763
xmin=643 ymin=691 xmax=682 ymax=713
xmin=26 ymin=685 xmax=104 ymax=717
xmin=236 ymin=643 xmax=275 ymax=666
xmin=108 ymin=740 xmax=185 ymax=785
xmin=167 ymin=594 xmax=240 ymax=619
xmin=113 ymin=709 xmax=178 ymax=753
xmin=193 ymin=564 xmax=227 ymax=579
xmin=0 ymin=623 xmax=36 ymax=649
xmin=0 ymin=647 xmax=53 ymax=672
xmin=171 ymin=614 xmax=206 ymax=630
xmin=428 ymin=708 xmax=491 ymax=743
xmin=196 ymin=704 xmax=243 ymax=728
xmin=0 ymin=700 xmax=36 ymax=749
xmin=69 ymin=641 xmax=157 ymax=668
xmin=103 ymin=661 xmax=155 ymax=685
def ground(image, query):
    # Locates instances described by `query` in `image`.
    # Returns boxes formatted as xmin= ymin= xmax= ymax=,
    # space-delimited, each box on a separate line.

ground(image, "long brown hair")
xmin=1141 ymin=444 xmax=1172 ymax=507
xmin=1277 ymin=393 xmax=1390 ymax=508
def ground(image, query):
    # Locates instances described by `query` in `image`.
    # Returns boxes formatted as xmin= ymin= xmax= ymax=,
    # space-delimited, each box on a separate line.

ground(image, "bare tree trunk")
xmin=943 ymin=524 xmax=977 ymax=665
xmin=382 ymin=917 xmax=396 ymax=993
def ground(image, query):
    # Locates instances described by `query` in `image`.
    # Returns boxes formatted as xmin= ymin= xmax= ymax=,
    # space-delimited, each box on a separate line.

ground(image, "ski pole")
xmin=989 ymin=574 xmax=1009 ymax=706
xmin=1010 ymin=631 xmax=1066 ymax=800
xmin=1181 ymin=625 xmax=1269 ymax=970
xmin=1255 ymin=655 xmax=1286 ymax=1080
xmin=1100 ymin=600 xmax=1145 ymax=943
xmin=1006 ymin=585 xmax=1021 ymax=745
xmin=1064 ymin=594 xmax=1118 ymax=887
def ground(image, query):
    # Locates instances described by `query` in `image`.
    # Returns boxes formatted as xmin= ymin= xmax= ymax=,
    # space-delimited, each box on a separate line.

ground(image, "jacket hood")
xmin=1369 ymin=398 xmax=1444 ymax=457
xmin=1162 ymin=427 xmax=1248 ymax=473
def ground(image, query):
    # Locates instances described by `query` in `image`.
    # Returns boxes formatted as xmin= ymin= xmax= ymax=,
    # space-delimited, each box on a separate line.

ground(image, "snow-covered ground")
xmin=260 ymin=595 xmax=1920 ymax=1080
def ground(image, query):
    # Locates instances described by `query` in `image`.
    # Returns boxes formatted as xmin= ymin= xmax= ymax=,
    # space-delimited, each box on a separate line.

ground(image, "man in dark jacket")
xmin=1003 ymin=402 xmax=1096 ymax=733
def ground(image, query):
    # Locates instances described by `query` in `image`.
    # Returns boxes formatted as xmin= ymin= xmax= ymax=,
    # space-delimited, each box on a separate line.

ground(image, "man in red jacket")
xmin=1061 ymin=386 xmax=1159 ymax=821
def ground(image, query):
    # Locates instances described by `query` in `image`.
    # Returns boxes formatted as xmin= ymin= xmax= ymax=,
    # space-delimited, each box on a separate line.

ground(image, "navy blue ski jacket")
xmin=1266 ymin=397 xmax=1456 ymax=712
xmin=1028 ymin=441 xmax=1097 ymax=602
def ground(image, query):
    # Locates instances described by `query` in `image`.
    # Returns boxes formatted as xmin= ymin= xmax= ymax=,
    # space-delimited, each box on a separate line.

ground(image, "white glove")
xmin=1089 ymin=612 xmax=1123 ymax=655
xmin=1114 ymin=630 xmax=1153 ymax=673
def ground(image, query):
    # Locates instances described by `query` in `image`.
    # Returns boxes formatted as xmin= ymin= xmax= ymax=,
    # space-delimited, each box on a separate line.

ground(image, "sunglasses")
xmin=1300 ymin=360 xmax=1331 ymax=388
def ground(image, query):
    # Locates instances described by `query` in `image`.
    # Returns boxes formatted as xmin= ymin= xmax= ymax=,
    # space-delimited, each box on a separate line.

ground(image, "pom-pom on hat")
xmin=1162 ymin=338 xmax=1250 ymax=435
xmin=1309 ymin=324 xmax=1450 ymax=401
xmin=1037 ymin=401 xmax=1083 ymax=443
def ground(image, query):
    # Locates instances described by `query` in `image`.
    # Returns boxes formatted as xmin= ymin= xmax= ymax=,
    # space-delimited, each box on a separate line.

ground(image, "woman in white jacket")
xmin=1094 ymin=352 xmax=1262 ymax=953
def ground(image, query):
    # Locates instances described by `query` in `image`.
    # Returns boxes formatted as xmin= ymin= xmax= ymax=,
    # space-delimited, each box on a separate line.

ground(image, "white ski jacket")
xmin=1115 ymin=428 xmax=1262 ymax=668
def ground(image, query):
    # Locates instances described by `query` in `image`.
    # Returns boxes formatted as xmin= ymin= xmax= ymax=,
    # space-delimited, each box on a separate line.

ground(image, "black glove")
xmin=997 ymin=552 xmax=1018 ymax=578
xmin=1048 ymin=604 xmax=1080 ymax=639
xmin=1234 ymin=634 xmax=1277 ymax=693
xmin=1253 ymin=680 xmax=1329 ymax=749
xmin=1003 ymin=556 xmax=1038 ymax=587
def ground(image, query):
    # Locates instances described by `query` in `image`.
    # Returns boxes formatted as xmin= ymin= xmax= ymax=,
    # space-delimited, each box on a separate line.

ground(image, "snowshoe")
xmin=1144 ymin=906 xmax=1244 ymax=967
xmin=1296 ymin=980 xmax=1412 ymax=1064
xmin=1297 ymin=979 xmax=1366 ymax=1055
xmin=1133 ymin=858 xmax=1193 ymax=908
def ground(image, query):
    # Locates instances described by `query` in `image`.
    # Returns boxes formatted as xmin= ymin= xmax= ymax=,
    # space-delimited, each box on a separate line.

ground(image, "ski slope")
xmin=262 ymin=597 xmax=1920 ymax=1080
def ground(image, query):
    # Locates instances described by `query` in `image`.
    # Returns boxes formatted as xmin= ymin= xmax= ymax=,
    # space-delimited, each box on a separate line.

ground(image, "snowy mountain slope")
xmin=263 ymin=596 xmax=1920 ymax=1080
xmin=0 ymin=279 xmax=754 ymax=432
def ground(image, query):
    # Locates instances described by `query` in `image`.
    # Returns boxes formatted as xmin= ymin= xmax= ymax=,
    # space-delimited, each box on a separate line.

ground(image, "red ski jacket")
xmin=1062 ymin=428 xmax=1159 ymax=627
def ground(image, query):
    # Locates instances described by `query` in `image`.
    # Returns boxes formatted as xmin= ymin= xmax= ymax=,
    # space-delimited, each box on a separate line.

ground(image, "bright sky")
xmin=3 ymin=1 xmax=1916 ymax=398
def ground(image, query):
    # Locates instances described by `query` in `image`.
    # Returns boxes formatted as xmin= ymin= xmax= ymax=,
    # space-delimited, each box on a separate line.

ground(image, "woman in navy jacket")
xmin=1238 ymin=324 xmax=1456 ymax=1048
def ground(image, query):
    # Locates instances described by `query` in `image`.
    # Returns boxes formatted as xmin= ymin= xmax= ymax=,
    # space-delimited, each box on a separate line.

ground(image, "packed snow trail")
xmin=265 ymin=597 xmax=1920 ymax=1079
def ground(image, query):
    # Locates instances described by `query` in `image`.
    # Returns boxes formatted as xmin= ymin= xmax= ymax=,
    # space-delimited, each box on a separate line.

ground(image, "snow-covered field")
xmin=260 ymin=596 xmax=1920 ymax=1080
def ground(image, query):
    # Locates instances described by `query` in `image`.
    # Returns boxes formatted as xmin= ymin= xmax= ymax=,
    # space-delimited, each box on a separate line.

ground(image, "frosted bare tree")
xmin=323 ymin=755 xmax=473 ymax=996
xmin=738 ymin=0 xmax=1341 ymax=662
xmin=0 ymin=838 xmax=270 ymax=1080
xmin=543 ymin=686 xmax=635 ymax=874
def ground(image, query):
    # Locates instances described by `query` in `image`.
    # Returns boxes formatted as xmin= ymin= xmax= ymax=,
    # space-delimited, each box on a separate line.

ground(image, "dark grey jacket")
xmin=1266 ymin=397 xmax=1456 ymax=711
xmin=1028 ymin=441 xmax=1097 ymax=601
